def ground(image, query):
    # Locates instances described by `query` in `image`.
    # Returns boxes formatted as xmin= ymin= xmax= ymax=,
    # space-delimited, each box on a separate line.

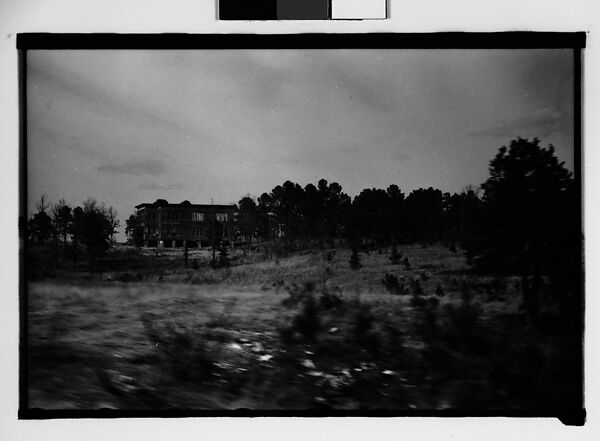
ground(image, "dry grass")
xmin=26 ymin=244 xmax=581 ymax=411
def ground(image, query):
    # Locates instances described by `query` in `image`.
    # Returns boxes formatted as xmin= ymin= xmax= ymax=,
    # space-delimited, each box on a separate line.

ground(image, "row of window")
xmin=145 ymin=227 xmax=229 ymax=237
xmin=142 ymin=211 xmax=229 ymax=222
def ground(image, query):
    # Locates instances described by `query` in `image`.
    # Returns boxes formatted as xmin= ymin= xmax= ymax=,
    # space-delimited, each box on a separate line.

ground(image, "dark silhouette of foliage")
xmin=389 ymin=246 xmax=402 ymax=265
xmin=218 ymin=244 xmax=231 ymax=268
xmin=435 ymin=283 xmax=445 ymax=297
xmin=465 ymin=138 xmax=577 ymax=321
xmin=442 ymin=186 xmax=485 ymax=253
xmin=347 ymin=187 xmax=391 ymax=246
xmin=50 ymin=199 xmax=72 ymax=250
xmin=125 ymin=214 xmax=144 ymax=249
xmin=401 ymin=256 xmax=411 ymax=271
xmin=72 ymin=199 xmax=114 ymax=272
xmin=206 ymin=219 xmax=224 ymax=266
xmin=382 ymin=273 xmax=403 ymax=294
xmin=236 ymin=196 xmax=259 ymax=244
xmin=404 ymin=187 xmax=444 ymax=244
xmin=28 ymin=210 xmax=53 ymax=246
xmin=349 ymin=248 xmax=362 ymax=270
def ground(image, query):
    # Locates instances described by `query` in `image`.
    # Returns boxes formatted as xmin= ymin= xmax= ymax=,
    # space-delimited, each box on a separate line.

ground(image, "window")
xmin=192 ymin=212 xmax=204 ymax=222
xmin=216 ymin=213 xmax=228 ymax=222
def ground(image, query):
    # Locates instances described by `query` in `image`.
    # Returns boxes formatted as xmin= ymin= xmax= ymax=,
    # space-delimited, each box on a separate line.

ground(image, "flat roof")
xmin=135 ymin=202 xmax=236 ymax=209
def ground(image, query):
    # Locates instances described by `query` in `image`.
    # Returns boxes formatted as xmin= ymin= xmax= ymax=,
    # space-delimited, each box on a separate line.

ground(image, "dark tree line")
xmin=235 ymin=180 xmax=482 ymax=249
xmin=235 ymin=138 xmax=579 ymax=321
xmin=25 ymin=196 xmax=119 ymax=272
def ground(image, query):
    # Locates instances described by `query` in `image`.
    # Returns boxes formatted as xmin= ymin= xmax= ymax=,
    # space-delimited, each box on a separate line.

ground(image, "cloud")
xmin=138 ymin=182 xmax=184 ymax=191
xmin=28 ymin=53 xmax=203 ymax=142
xmin=98 ymin=159 xmax=166 ymax=175
xmin=469 ymin=108 xmax=568 ymax=139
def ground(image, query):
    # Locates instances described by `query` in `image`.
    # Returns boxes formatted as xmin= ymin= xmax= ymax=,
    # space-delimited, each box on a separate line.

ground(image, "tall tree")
xmin=28 ymin=195 xmax=53 ymax=246
xmin=386 ymin=184 xmax=406 ymax=244
xmin=299 ymin=183 xmax=321 ymax=241
xmin=318 ymin=179 xmax=351 ymax=244
xmin=51 ymin=199 xmax=72 ymax=250
xmin=102 ymin=204 xmax=120 ymax=244
xmin=349 ymin=187 xmax=391 ymax=246
xmin=442 ymin=186 xmax=484 ymax=251
xmin=404 ymin=187 xmax=444 ymax=244
xmin=271 ymin=181 xmax=304 ymax=242
xmin=125 ymin=214 xmax=144 ymax=249
xmin=257 ymin=192 xmax=276 ymax=241
xmin=28 ymin=210 xmax=53 ymax=246
xmin=237 ymin=196 xmax=259 ymax=244
xmin=206 ymin=218 xmax=224 ymax=265
xmin=72 ymin=199 xmax=113 ymax=272
xmin=470 ymin=138 xmax=577 ymax=321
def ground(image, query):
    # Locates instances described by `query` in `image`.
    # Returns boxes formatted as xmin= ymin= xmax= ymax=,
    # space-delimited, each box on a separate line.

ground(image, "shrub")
xmin=413 ymin=296 xmax=440 ymax=338
xmin=382 ymin=273 xmax=403 ymax=295
xmin=351 ymin=302 xmax=380 ymax=353
xmin=319 ymin=288 xmax=343 ymax=310
xmin=280 ymin=282 xmax=322 ymax=343
xmin=441 ymin=284 xmax=485 ymax=354
xmin=349 ymin=249 xmax=362 ymax=270
xmin=401 ymin=256 xmax=411 ymax=271
xmin=389 ymin=246 xmax=402 ymax=265
xmin=412 ymin=279 xmax=424 ymax=297
xmin=139 ymin=313 xmax=214 ymax=381
xmin=293 ymin=294 xmax=321 ymax=341
xmin=410 ymin=279 xmax=426 ymax=308
xmin=282 ymin=281 xmax=314 ymax=308
xmin=435 ymin=284 xmax=445 ymax=297
xmin=205 ymin=298 xmax=237 ymax=329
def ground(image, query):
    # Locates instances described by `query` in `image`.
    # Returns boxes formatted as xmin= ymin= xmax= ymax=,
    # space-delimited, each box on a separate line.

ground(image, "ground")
xmin=25 ymin=243 xmax=582 ymax=411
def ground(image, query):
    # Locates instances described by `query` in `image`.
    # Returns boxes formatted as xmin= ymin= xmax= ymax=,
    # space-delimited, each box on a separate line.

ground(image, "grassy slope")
xmin=26 ymin=244 xmax=581 ymax=410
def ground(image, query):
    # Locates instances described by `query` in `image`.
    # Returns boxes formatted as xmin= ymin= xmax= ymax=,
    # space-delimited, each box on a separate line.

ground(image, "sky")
xmin=27 ymin=49 xmax=575 ymax=241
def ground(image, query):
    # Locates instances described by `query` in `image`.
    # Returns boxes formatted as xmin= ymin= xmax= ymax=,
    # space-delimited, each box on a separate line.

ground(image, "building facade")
xmin=135 ymin=199 xmax=236 ymax=248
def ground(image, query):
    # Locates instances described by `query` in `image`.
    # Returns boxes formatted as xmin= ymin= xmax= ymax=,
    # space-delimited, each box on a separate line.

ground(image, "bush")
xmin=382 ymin=273 xmax=403 ymax=295
xmin=389 ymin=246 xmax=402 ymax=265
xmin=293 ymin=294 xmax=321 ymax=342
xmin=282 ymin=281 xmax=314 ymax=308
xmin=401 ymin=256 xmax=411 ymax=271
xmin=219 ymin=245 xmax=231 ymax=267
xmin=280 ymin=282 xmax=322 ymax=343
xmin=139 ymin=313 xmax=214 ymax=381
xmin=351 ymin=303 xmax=381 ymax=354
xmin=319 ymin=288 xmax=343 ymax=310
xmin=440 ymin=284 xmax=486 ymax=354
xmin=413 ymin=297 xmax=440 ymax=338
xmin=435 ymin=284 xmax=445 ymax=297
xmin=349 ymin=249 xmax=362 ymax=270
xmin=410 ymin=279 xmax=426 ymax=308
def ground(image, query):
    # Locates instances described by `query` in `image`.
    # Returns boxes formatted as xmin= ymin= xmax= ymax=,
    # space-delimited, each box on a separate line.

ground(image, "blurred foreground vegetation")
xmin=26 ymin=243 xmax=582 ymax=412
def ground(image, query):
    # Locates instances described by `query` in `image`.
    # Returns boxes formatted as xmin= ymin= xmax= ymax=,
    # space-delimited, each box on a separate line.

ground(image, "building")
xmin=135 ymin=199 xmax=236 ymax=248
